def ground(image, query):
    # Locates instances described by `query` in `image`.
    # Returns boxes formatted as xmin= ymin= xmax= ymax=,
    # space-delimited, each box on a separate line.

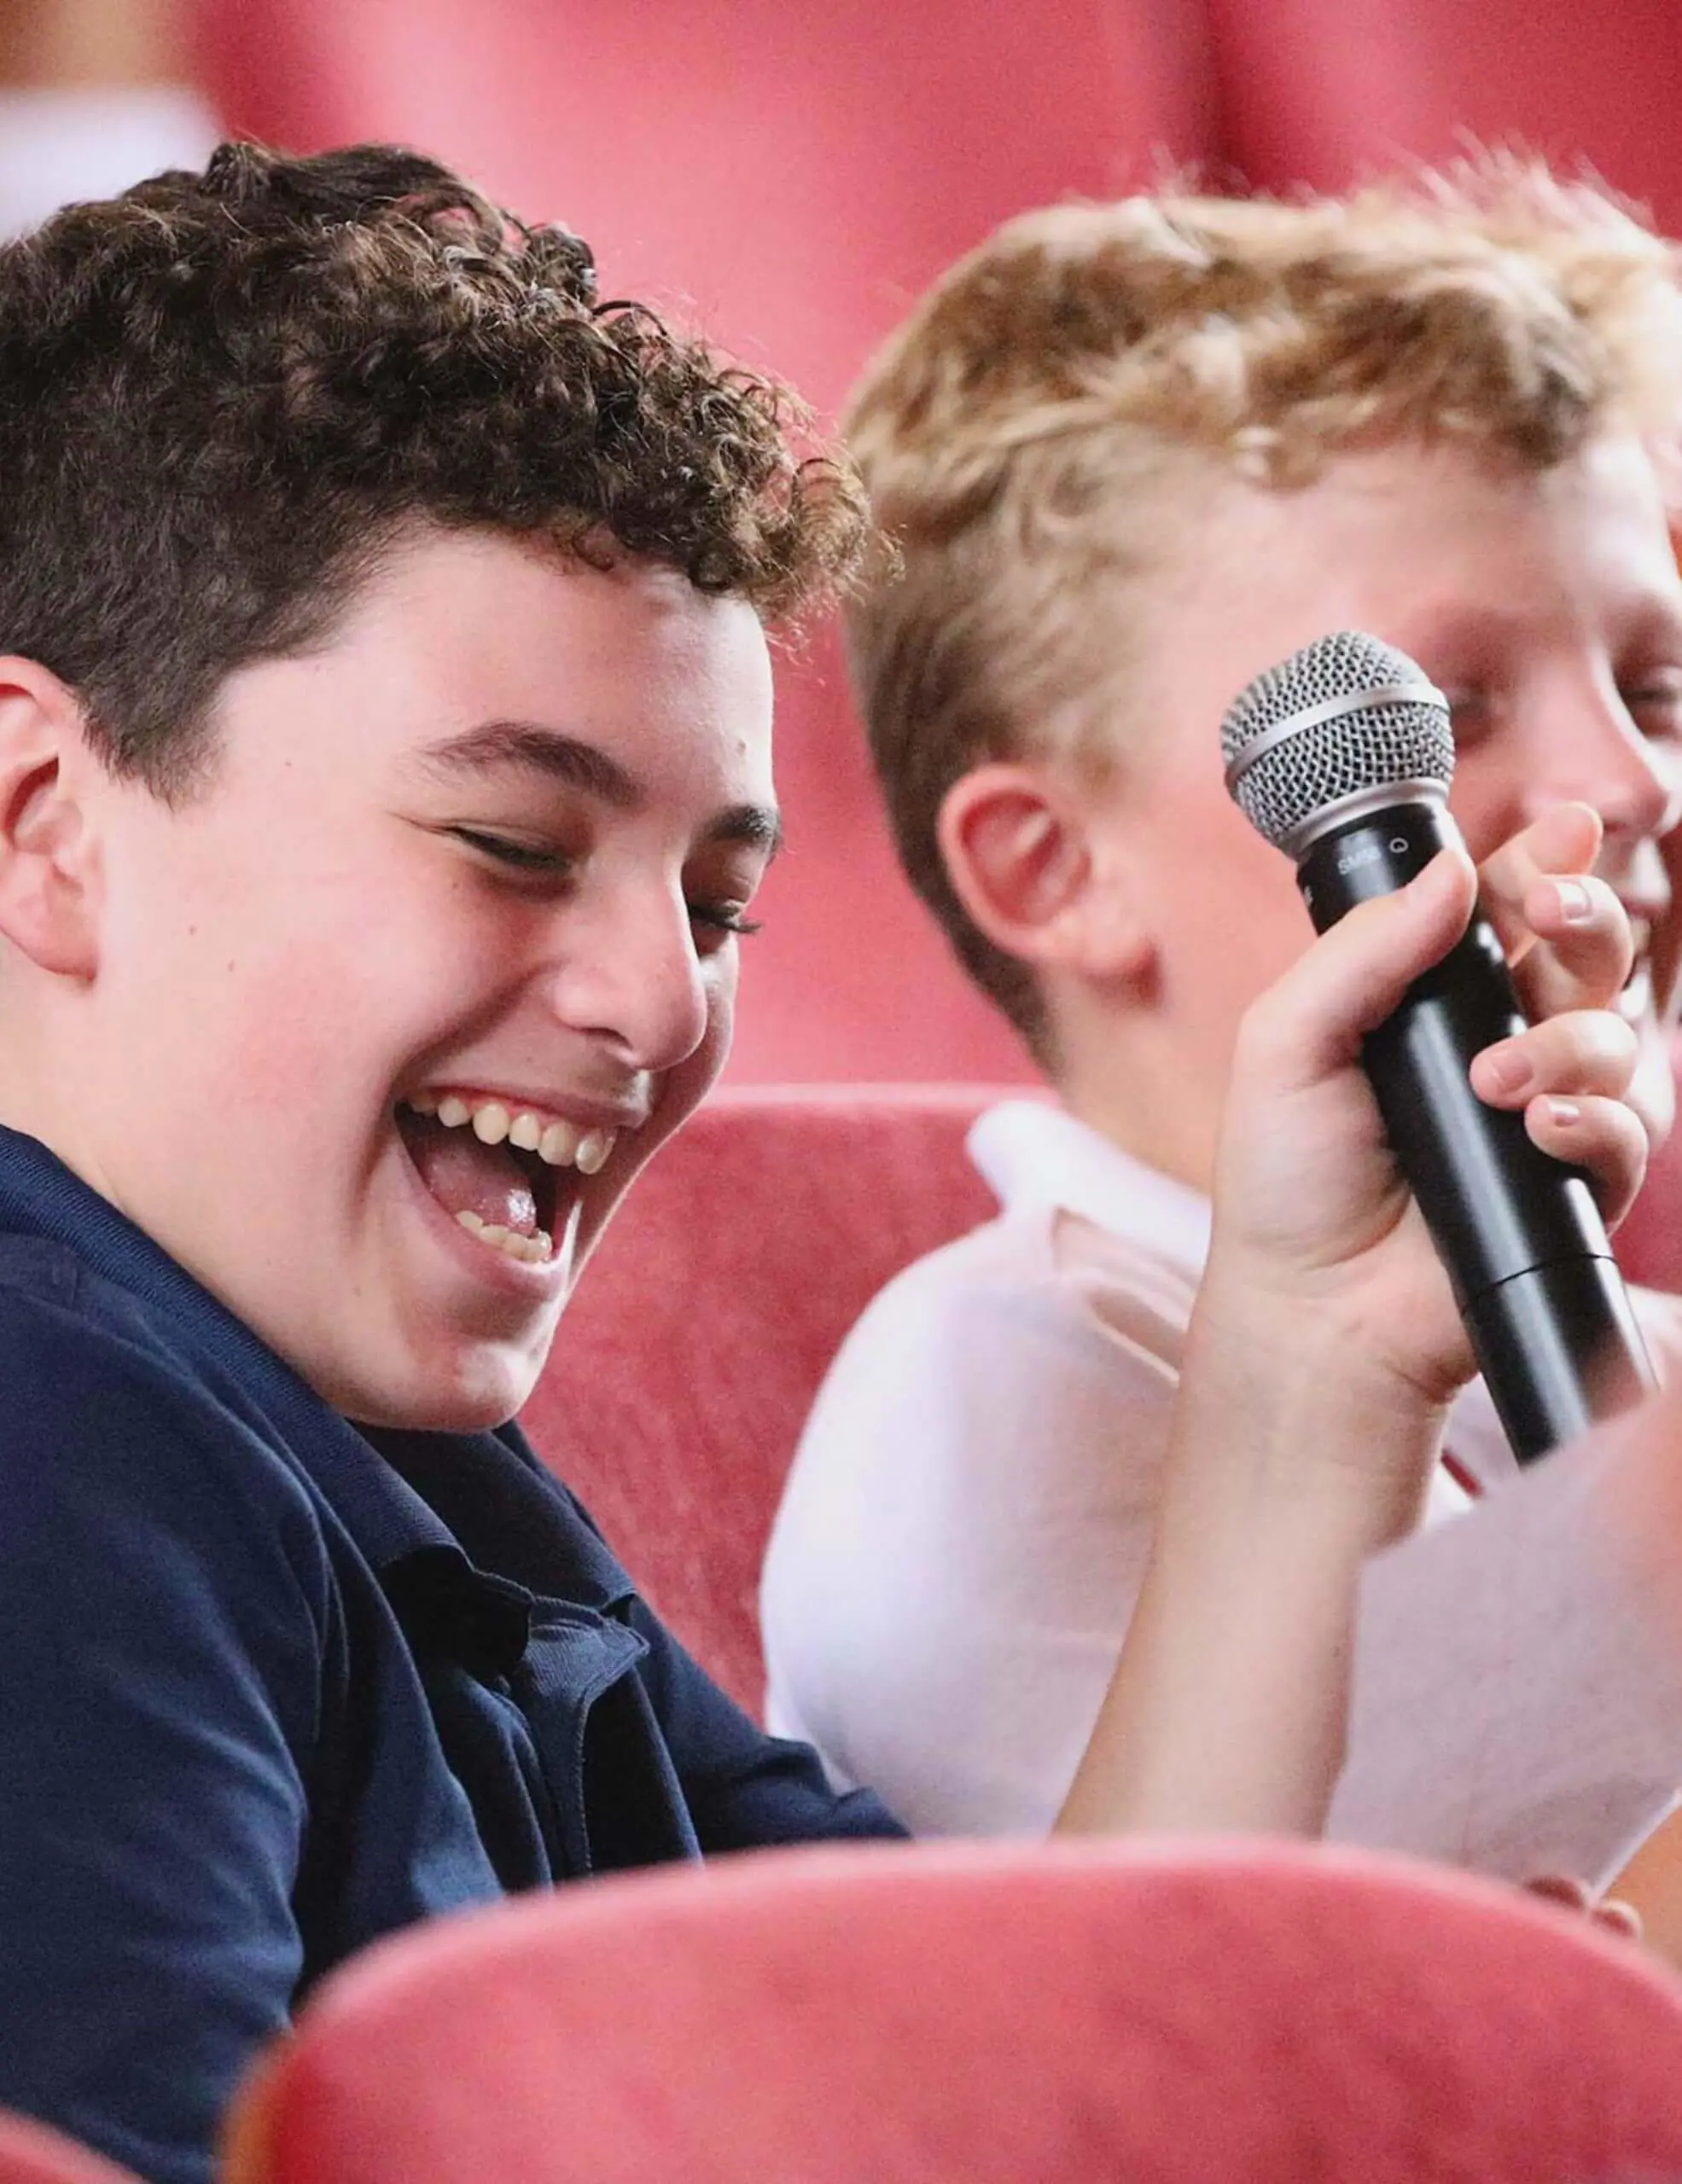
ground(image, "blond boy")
xmin=764 ymin=164 xmax=1682 ymax=1880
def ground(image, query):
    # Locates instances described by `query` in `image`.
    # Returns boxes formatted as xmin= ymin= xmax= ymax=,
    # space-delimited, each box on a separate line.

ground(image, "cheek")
xmin=1158 ymin=817 xmax=1307 ymax=991
xmin=1219 ymin=907 xmax=1310 ymax=1025
xmin=1446 ymin=763 xmax=1525 ymax=863
xmin=217 ymin=979 xmax=375 ymax=1122
xmin=207 ymin=900 xmax=480 ymax=1124
xmin=106 ymin=903 xmax=363 ymax=1127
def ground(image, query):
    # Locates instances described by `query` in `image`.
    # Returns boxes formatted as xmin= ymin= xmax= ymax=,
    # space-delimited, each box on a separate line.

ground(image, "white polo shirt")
xmin=763 ymin=1100 xmax=1682 ymax=1883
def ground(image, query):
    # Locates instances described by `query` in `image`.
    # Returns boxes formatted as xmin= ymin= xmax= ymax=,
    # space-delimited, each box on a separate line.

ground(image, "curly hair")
xmin=0 ymin=139 xmax=870 ymax=795
xmin=843 ymin=155 xmax=1682 ymax=1057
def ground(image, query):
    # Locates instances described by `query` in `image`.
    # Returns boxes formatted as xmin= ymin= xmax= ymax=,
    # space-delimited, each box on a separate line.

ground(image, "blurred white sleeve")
xmin=1327 ymin=1284 xmax=1682 ymax=1885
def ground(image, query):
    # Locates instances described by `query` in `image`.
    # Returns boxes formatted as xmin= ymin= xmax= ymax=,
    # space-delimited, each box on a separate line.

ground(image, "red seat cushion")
xmin=230 ymin=1836 xmax=1682 ymax=2183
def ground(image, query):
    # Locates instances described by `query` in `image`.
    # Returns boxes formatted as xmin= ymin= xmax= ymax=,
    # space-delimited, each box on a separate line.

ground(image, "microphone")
xmin=1221 ymin=630 xmax=1656 ymax=1466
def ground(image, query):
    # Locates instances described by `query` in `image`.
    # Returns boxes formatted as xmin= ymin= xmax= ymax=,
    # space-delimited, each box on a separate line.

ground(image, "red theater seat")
xmin=0 ymin=2116 xmax=137 ymax=2184
xmin=227 ymin=1835 xmax=1682 ymax=2183
xmin=520 ymin=1086 xmax=1010 ymax=1711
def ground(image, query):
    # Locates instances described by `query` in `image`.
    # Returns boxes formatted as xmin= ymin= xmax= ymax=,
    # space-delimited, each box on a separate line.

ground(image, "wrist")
xmin=1178 ymin=1248 xmax=1450 ymax=1550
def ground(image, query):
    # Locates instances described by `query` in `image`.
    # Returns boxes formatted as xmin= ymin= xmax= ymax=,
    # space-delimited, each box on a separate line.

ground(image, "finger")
xmin=1509 ymin=873 xmax=1634 ymax=1020
xmin=1236 ymin=846 xmax=1476 ymax=1093
xmin=1470 ymin=1009 xmax=1638 ymax=1110
xmin=1477 ymin=803 xmax=1603 ymax=966
xmin=1522 ymin=1873 xmax=1593 ymax=1910
xmin=1521 ymin=1874 xmax=1644 ymax=1943
xmin=1522 ymin=1092 xmax=1650 ymax=1230
xmin=1592 ymin=1896 xmax=1644 ymax=1943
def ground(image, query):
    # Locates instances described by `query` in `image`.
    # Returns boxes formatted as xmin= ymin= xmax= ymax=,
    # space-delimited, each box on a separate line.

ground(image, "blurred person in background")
xmin=762 ymin=160 xmax=1682 ymax=1903
xmin=0 ymin=0 xmax=217 ymax=238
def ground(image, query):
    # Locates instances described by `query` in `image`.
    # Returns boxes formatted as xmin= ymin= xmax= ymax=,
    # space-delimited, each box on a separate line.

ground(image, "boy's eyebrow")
xmin=413 ymin=718 xmax=783 ymax=857
xmin=708 ymin=804 xmax=785 ymax=858
xmin=414 ymin=720 xmax=646 ymax=806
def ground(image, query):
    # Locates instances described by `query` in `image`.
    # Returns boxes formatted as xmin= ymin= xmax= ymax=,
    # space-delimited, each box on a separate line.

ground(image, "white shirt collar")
xmin=967 ymin=1099 xmax=1213 ymax=1275
xmin=968 ymin=1098 xmax=1505 ymax=1497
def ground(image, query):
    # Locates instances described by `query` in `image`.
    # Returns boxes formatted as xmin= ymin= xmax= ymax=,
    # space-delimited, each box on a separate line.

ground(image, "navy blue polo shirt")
xmin=0 ymin=1126 xmax=904 ymax=2183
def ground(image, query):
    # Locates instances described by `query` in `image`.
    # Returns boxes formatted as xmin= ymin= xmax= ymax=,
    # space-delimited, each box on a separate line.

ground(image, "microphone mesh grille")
xmin=1221 ymin=631 xmax=1454 ymax=850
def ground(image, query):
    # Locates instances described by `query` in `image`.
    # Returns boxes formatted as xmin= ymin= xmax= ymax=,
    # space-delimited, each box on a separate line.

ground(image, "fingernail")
xmin=1552 ymin=878 xmax=1596 ymax=924
xmin=1595 ymin=1897 xmax=1644 ymax=1941
xmin=1481 ymin=1045 xmax=1533 ymax=1096
xmin=1545 ymin=1097 xmax=1582 ymax=1127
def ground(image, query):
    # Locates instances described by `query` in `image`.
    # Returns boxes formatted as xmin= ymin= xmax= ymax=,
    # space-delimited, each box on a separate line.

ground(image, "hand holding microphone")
xmin=1215 ymin=630 xmax=1655 ymax=1466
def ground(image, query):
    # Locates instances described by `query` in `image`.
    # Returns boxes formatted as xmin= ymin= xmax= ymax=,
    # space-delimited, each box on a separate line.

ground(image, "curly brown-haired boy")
xmin=0 ymin=139 xmax=902 ymax=2183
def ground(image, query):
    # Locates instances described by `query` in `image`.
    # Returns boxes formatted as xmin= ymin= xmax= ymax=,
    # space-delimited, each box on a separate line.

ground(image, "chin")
xmin=419 ymin=1362 xmax=544 ymax=1434
xmin=338 ymin=1343 xmax=548 ymax=1436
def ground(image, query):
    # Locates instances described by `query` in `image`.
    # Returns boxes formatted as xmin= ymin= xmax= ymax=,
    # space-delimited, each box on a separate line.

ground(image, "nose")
xmin=1516 ymin=681 xmax=1680 ymax=849
xmin=545 ymin=885 xmax=711 ymax=1073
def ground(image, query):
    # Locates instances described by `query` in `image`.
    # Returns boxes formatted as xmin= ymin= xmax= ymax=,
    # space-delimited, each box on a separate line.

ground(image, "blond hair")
xmin=843 ymin=158 xmax=1682 ymax=1054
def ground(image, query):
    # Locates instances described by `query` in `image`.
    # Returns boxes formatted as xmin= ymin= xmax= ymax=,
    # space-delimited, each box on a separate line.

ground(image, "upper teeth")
xmin=407 ymin=1092 xmax=615 ymax=1174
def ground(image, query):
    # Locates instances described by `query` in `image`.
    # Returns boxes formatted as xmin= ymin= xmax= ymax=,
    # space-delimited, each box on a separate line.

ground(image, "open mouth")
xmin=393 ymin=1094 xmax=617 ymax=1268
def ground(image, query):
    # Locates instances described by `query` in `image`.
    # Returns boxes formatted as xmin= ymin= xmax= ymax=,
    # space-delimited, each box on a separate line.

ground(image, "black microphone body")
xmin=1222 ymin=630 xmax=1656 ymax=1467
xmin=1301 ymin=799 xmax=1652 ymax=1464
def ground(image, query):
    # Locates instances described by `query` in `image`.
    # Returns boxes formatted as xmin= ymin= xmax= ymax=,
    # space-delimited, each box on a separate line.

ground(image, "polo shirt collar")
xmin=967 ymin=1098 xmax=1213 ymax=1276
xmin=0 ymin=1123 xmax=474 ymax=1577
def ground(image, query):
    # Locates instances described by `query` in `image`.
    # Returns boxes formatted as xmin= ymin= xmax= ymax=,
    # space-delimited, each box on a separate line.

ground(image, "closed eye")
xmin=690 ymin=902 xmax=763 ymax=938
xmin=449 ymin=824 xmax=765 ymax=950
xmin=453 ymin=828 xmax=760 ymax=937
xmin=449 ymin=828 xmax=574 ymax=876
xmin=1621 ymin=676 xmax=1682 ymax=735
xmin=1441 ymin=686 xmax=1496 ymax=752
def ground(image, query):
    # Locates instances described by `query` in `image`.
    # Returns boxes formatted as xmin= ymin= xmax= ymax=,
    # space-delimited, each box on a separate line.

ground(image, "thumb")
xmin=1237 ymin=848 xmax=1478 ymax=1095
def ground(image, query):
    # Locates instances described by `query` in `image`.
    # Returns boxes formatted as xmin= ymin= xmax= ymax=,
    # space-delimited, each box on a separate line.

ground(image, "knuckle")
xmin=1535 ymin=1011 xmax=1637 ymax=1081
xmin=1591 ymin=1018 xmax=1641 ymax=1084
xmin=1231 ymin=1005 xmax=1289 ymax=1081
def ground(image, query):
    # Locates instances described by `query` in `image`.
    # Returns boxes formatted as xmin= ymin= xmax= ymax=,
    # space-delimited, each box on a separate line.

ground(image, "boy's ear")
xmin=936 ymin=759 xmax=1154 ymax=986
xmin=0 ymin=658 xmax=103 ymax=979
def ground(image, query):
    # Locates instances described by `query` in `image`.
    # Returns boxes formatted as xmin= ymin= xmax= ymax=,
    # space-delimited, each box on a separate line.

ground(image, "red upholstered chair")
xmin=519 ymin=1087 xmax=1010 ymax=1711
xmin=226 ymin=1835 xmax=1682 ymax=2183
xmin=0 ymin=2116 xmax=137 ymax=2183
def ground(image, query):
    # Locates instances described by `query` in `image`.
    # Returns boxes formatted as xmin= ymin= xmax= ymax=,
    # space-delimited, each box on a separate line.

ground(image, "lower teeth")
xmin=454 ymin=1209 xmax=552 ymax=1264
